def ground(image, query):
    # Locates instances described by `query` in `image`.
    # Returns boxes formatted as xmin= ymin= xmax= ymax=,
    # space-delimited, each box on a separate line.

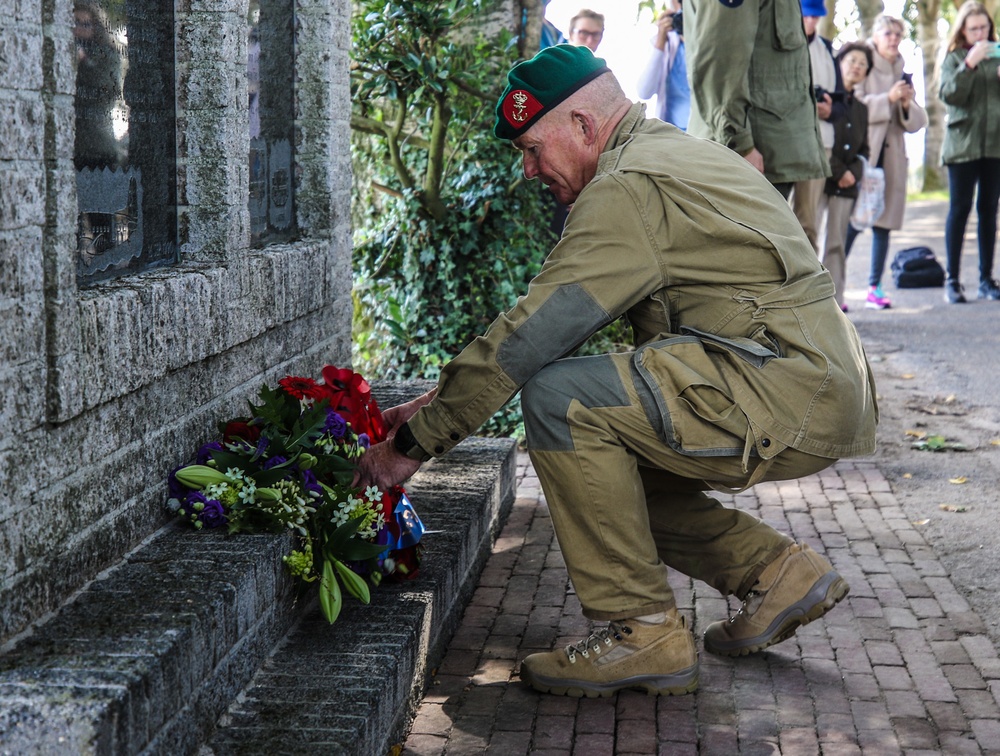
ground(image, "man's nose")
xmin=522 ymin=156 xmax=538 ymax=181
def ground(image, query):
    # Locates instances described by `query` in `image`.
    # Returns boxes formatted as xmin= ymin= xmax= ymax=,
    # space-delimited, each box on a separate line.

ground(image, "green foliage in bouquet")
xmin=168 ymin=367 xmax=424 ymax=624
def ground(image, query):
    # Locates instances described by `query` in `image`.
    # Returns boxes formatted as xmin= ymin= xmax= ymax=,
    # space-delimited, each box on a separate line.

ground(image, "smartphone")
xmin=985 ymin=42 xmax=1000 ymax=59
xmin=900 ymin=72 xmax=913 ymax=86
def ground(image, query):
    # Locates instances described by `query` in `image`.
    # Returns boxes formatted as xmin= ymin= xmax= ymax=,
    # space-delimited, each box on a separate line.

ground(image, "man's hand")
xmin=742 ymin=147 xmax=766 ymax=174
xmin=817 ymin=93 xmax=833 ymax=121
xmin=353 ymin=440 xmax=422 ymax=493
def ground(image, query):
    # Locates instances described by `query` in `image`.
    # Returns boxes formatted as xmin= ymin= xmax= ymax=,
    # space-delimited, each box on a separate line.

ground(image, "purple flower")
xmin=323 ymin=410 xmax=347 ymax=438
xmin=188 ymin=491 xmax=228 ymax=528
xmin=358 ymin=433 xmax=371 ymax=450
xmin=255 ymin=435 xmax=270 ymax=458
xmin=262 ymin=455 xmax=288 ymax=470
xmin=196 ymin=441 xmax=224 ymax=465
xmin=168 ymin=466 xmax=189 ymax=499
xmin=301 ymin=468 xmax=322 ymax=497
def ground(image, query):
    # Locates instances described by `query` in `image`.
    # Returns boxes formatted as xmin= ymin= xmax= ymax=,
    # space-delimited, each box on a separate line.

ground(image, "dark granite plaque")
xmin=248 ymin=0 xmax=297 ymax=247
xmin=74 ymin=0 xmax=177 ymax=284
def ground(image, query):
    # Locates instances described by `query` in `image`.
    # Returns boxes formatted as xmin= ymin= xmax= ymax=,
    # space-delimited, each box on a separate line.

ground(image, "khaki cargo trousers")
xmin=521 ymin=351 xmax=834 ymax=622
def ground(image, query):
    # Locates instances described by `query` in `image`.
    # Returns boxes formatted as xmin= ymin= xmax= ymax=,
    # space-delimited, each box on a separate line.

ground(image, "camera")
xmin=671 ymin=10 xmax=683 ymax=36
xmin=900 ymin=72 xmax=913 ymax=86
xmin=986 ymin=41 xmax=1000 ymax=59
xmin=814 ymin=86 xmax=844 ymax=104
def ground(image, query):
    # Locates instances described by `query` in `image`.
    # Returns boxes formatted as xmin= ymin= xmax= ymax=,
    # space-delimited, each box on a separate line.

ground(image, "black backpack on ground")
xmin=891 ymin=247 xmax=945 ymax=288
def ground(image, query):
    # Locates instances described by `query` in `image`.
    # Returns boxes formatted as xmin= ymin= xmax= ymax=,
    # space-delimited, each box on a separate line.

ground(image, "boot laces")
xmin=726 ymin=589 xmax=766 ymax=623
xmin=564 ymin=621 xmax=632 ymax=663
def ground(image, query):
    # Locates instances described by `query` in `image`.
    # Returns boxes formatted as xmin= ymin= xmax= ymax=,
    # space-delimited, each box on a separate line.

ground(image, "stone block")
xmin=0 ymin=93 xmax=44 ymax=161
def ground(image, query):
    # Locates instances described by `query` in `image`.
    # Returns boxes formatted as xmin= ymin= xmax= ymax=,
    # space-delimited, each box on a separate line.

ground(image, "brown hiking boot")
xmin=703 ymin=542 xmax=849 ymax=657
xmin=519 ymin=613 xmax=699 ymax=698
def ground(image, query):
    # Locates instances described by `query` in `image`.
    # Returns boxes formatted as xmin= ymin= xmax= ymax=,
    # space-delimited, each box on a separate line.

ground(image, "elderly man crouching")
xmin=355 ymin=45 xmax=877 ymax=698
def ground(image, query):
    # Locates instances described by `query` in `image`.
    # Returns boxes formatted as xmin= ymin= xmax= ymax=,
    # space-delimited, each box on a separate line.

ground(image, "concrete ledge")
xmin=0 ymin=380 xmax=516 ymax=755
xmin=202 ymin=435 xmax=517 ymax=755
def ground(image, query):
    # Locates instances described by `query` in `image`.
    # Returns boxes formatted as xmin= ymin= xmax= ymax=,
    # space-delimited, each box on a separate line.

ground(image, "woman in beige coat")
xmin=845 ymin=15 xmax=928 ymax=309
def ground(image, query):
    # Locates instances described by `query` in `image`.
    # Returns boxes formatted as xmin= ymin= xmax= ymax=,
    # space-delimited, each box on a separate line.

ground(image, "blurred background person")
xmin=73 ymin=0 xmax=124 ymax=168
xmin=938 ymin=0 xmax=1000 ymax=304
xmin=685 ymin=0 xmax=828 ymax=198
xmin=821 ymin=42 xmax=873 ymax=312
xmin=789 ymin=0 xmax=844 ymax=254
xmin=567 ymin=9 xmax=605 ymax=53
xmin=636 ymin=0 xmax=689 ymax=131
xmin=844 ymin=14 xmax=927 ymax=310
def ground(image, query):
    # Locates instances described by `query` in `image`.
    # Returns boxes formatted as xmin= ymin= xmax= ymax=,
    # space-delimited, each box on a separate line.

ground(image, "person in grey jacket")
xmin=684 ymin=0 xmax=829 ymax=197
xmin=356 ymin=46 xmax=877 ymax=699
xmin=939 ymin=0 xmax=1000 ymax=303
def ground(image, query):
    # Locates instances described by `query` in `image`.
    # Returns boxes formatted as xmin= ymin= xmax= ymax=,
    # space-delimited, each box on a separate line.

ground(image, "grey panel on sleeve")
xmin=496 ymin=284 xmax=612 ymax=386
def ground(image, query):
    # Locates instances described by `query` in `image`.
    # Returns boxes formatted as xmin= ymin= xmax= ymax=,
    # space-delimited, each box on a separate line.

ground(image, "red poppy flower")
xmin=223 ymin=420 xmax=261 ymax=445
xmin=278 ymin=375 xmax=326 ymax=400
xmin=320 ymin=365 xmax=387 ymax=442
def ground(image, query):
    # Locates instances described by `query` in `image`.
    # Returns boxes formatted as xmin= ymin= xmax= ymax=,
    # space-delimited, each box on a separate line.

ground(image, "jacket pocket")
xmin=631 ymin=337 xmax=748 ymax=456
xmin=773 ymin=0 xmax=806 ymax=51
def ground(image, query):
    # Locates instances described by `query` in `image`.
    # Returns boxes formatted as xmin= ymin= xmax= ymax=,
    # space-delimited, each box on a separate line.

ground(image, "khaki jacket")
xmin=853 ymin=47 xmax=927 ymax=230
xmin=684 ymin=0 xmax=829 ymax=184
xmin=408 ymin=105 xmax=877 ymax=462
xmin=939 ymin=48 xmax=1000 ymax=164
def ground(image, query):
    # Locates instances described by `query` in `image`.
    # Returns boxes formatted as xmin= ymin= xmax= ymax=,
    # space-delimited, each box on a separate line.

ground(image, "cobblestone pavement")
xmin=402 ymin=453 xmax=1000 ymax=755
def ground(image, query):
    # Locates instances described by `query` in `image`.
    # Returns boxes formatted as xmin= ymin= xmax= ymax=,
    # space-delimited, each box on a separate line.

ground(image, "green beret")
xmin=494 ymin=44 xmax=610 ymax=141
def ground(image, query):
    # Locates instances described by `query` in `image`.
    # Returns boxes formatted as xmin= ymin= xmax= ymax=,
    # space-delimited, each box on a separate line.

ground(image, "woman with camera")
xmin=939 ymin=1 xmax=1000 ymax=304
xmin=844 ymin=15 xmax=927 ymax=310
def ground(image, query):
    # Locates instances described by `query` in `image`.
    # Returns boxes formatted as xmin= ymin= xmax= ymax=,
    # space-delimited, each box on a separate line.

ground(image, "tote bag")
xmin=849 ymin=156 xmax=885 ymax=230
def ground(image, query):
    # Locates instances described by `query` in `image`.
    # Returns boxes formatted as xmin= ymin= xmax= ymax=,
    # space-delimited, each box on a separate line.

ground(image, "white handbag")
xmin=849 ymin=156 xmax=885 ymax=230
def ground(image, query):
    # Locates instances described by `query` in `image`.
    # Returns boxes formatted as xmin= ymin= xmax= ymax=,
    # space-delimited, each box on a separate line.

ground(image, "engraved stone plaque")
xmin=248 ymin=0 xmax=298 ymax=247
xmin=74 ymin=0 xmax=177 ymax=284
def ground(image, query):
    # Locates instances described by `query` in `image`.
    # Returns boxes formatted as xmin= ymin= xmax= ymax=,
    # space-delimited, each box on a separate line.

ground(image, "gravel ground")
xmin=842 ymin=198 xmax=1000 ymax=646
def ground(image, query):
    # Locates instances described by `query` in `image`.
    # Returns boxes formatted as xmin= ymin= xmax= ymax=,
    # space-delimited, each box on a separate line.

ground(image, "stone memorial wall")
xmin=0 ymin=0 xmax=354 ymax=644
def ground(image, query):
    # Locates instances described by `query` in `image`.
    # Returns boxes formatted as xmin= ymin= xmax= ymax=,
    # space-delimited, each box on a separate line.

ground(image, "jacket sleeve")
xmin=687 ymin=0 xmax=759 ymax=155
xmin=406 ymin=176 xmax=664 ymax=457
xmin=939 ymin=51 xmax=976 ymax=107
xmin=899 ymin=98 xmax=928 ymax=134
xmin=637 ymin=41 xmax=667 ymax=101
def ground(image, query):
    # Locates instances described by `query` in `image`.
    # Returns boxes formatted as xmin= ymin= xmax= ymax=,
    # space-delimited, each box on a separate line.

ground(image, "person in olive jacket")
xmin=356 ymin=46 xmax=877 ymax=699
xmin=684 ymin=0 xmax=830 ymax=197
xmin=939 ymin=1 xmax=1000 ymax=304
xmin=820 ymin=42 xmax=873 ymax=312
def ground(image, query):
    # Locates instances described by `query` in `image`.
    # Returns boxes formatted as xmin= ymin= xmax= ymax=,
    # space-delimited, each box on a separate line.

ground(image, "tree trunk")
xmin=916 ymin=0 xmax=946 ymax=191
xmin=819 ymin=0 xmax=837 ymax=40
xmin=519 ymin=0 xmax=543 ymax=59
xmin=855 ymin=0 xmax=884 ymax=39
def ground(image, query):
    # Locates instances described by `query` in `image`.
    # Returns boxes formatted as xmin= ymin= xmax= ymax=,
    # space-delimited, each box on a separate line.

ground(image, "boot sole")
xmin=704 ymin=570 xmax=849 ymax=657
xmin=520 ymin=662 xmax=699 ymax=699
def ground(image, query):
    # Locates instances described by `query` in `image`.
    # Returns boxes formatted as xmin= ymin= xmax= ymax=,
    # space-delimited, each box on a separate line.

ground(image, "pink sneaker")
xmin=865 ymin=285 xmax=891 ymax=310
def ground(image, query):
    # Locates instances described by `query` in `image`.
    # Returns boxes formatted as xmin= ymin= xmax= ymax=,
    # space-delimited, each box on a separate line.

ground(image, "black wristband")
xmin=393 ymin=422 xmax=432 ymax=462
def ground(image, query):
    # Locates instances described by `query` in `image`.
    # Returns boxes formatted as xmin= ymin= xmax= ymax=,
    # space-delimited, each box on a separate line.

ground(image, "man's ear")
xmin=572 ymin=110 xmax=599 ymax=145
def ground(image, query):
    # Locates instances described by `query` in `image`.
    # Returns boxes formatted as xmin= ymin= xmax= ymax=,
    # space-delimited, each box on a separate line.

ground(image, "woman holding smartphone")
xmin=845 ymin=15 xmax=927 ymax=310
xmin=939 ymin=1 xmax=1000 ymax=303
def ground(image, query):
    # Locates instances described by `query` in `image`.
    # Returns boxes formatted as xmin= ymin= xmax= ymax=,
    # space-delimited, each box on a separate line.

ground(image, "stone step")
xmin=202 ymin=437 xmax=516 ymax=755
xmin=0 ymin=380 xmax=516 ymax=755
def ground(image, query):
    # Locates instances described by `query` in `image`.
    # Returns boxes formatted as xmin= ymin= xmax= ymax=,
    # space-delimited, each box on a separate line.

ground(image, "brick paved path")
xmin=403 ymin=453 xmax=1000 ymax=755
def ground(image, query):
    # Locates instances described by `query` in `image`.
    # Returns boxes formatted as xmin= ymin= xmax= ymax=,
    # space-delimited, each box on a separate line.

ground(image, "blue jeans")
xmin=945 ymin=158 xmax=1000 ymax=283
xmin=845 ymin=224 xmax=891 ymax=288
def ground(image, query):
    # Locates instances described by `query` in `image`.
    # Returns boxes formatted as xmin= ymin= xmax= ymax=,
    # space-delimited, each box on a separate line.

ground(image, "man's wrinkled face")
xmin=513 ymin=113 xmax=595 ymax=205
